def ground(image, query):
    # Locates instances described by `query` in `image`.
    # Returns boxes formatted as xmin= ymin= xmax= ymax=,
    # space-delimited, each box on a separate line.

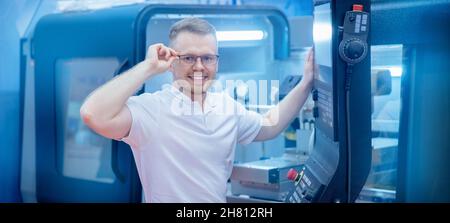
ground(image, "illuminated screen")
xmin=313 ymin=3 xmax=336 ymax=140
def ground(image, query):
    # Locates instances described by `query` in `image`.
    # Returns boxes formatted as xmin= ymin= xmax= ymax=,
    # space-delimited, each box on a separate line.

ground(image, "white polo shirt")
xmin=121 ymin=85 xmax=262 ymax=203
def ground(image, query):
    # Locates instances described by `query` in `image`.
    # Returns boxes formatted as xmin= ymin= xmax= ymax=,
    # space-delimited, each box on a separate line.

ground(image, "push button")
xmin=312 ymin=89 xmax=318 ymax=101
xmin=313 ymin=107 xmax=319 ymax=118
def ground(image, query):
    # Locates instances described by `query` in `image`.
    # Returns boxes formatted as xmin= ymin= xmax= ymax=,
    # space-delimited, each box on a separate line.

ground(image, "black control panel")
xmin=339 ymin=7 xmax=370 ymax=64
xmin=285 ymin=1 xmax=371 ymax=203
xmin=313 ymin=65 xmax=335 ymax=140
xmin=285 ymin=166 xmax=325 ymax=203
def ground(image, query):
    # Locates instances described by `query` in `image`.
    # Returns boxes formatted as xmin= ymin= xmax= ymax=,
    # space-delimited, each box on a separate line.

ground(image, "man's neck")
xmin=173 ymin=83 xmax=207 ymax=107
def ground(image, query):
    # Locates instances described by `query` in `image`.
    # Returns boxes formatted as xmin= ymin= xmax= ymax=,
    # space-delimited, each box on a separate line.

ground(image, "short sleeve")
xmin=121 ymin=93 xmax=159 ymax=149
xmin=235 ymin=101 xmax=263 ymax=145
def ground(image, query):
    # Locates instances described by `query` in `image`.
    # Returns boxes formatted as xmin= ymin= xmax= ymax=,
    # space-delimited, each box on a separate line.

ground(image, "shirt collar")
xmin=164 ymin=84 xmax=217 ymax=114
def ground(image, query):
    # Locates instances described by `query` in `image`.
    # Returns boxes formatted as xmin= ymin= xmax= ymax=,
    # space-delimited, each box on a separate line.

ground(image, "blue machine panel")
xmin=33 ymin=5 xmax=144 ymax=202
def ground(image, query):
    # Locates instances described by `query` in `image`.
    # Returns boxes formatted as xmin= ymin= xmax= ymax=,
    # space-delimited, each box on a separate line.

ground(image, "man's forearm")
xmin=80 ymin=61 xmax=152 ymax=123
xmin=256 ymin=81 xmax=312 ymax=141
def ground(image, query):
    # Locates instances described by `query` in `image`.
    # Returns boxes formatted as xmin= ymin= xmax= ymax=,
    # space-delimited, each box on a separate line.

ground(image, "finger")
xmin=169 ymin=48 xmax=178 ymax=57
xmin=167 ymin=56 xmax=177 ymax=65
xmin=308 ymin=48 xmax=314 ymax=61
xmin=157 ymin=46 xmax=166 ymax=57
xmin=158 ymin=46 xmax=169 ymax=59
xmin=147 ymin=44 xmax=159 ymax=59
xmin=164 ymin=47 xmax=171 ymax=60
xmin=154 ymin=43 xmax=163 ymax=53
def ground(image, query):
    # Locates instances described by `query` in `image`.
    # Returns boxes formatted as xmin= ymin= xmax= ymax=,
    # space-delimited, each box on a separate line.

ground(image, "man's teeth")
xmin=189 ymin=73 xmax=207 ymax=81
xmin=192 ymin=76 xmax=205 ymax=80
xmin=188 ymin=74 xmax=208 ymax=81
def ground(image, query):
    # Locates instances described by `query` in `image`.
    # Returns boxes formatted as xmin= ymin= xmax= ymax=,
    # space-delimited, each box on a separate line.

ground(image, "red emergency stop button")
xmin=353 ymin=4 xmax=363 ymax=12
xmin=287 ymin=168 xmax=298 ymax=181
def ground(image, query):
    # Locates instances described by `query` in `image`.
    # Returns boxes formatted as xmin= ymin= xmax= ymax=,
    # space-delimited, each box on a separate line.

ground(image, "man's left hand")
xmin=301 ymin=48 xmax=315 ymax=90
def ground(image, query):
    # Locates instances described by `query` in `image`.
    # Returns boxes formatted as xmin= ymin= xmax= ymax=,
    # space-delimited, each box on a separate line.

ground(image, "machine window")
xmin=55 ymin=58 xmax=120 ymax=184
xmin=359 ymin=44 xmax=403 ymax=202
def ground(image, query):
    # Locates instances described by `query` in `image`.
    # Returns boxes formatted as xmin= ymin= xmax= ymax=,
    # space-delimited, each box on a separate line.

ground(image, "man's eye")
xmin=203 ymin=56 xmax=213 ymax=62
xmin=184 ymin=56 xmax=195 ymax=62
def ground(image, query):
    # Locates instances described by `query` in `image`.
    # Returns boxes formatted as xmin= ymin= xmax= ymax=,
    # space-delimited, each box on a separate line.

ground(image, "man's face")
xmin=169 ymin=32 xmax=218 ymax=95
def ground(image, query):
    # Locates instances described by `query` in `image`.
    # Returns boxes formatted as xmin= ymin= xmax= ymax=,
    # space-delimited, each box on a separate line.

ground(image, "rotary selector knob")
xmin=339 ymin=38 xmax=368 ymax=64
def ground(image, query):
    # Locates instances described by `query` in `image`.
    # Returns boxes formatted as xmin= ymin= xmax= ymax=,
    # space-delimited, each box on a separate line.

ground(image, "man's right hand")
xmin=80 ymin=43 xmax=178 ymax=140
xmin=144 ymin=43 xmax=178 ymax=77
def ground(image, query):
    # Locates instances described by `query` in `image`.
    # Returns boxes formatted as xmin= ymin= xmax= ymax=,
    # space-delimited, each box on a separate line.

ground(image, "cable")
xmin=338 ymin=5 xmax=370 ymax=203
xmin=344 ymin=63 xmax=353 ymax=203
xmin=345 ymin=64 xmax=353 ymax=91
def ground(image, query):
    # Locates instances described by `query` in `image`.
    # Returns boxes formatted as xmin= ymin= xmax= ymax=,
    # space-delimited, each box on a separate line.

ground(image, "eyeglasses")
xmin=177 ymin=54 xmax=219 ymax=66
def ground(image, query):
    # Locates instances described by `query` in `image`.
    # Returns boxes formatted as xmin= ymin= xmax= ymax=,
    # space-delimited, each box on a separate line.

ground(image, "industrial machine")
xmin=285 ymin=1 xmax=372 ymax=203
xmin=11 ymin=0 xmax=449 ymax=203
xmin=229 ymin=75 xmax=314 ymax=202
xmin=229 ymin=0 xmax=372 ymax=203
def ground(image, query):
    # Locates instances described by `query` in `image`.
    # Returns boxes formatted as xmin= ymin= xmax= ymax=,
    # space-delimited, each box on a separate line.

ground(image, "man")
xmin=80 ymin=18 xmax=314 ymax=202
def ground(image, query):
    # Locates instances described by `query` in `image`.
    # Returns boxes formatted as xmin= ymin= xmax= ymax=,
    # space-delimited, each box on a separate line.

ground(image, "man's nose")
xmin=192 ymin=57 xmax=205 ymax=70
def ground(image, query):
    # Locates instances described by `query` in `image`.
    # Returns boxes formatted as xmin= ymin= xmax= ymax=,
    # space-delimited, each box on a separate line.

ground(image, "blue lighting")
xmin=216 ymin=30 xmax=265 ymax=41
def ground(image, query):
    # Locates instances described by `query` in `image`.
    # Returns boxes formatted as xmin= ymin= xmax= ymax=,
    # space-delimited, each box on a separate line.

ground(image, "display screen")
xmin=313 ymin=3 xmax=336 ymax=140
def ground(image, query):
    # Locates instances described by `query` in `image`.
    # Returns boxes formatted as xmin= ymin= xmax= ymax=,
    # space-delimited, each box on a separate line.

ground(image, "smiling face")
xmin=169 ymin=31 xmax=218 ymax=96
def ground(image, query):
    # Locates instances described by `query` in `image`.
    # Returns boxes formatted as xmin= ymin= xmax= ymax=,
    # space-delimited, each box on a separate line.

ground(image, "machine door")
xmin=33 ymin=5 xmax=144 ymax=202
xmin=135 ymin=4 xmax=290 ymax=95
